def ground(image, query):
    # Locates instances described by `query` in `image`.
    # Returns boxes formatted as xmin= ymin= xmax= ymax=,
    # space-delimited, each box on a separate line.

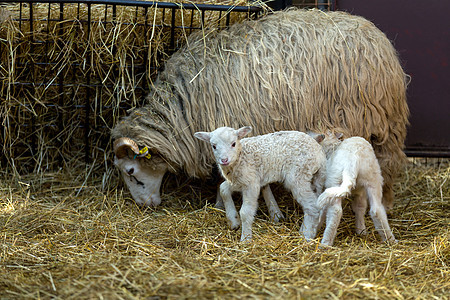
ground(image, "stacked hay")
xmin=0 ymin=159 xmax=448 ymax=298
xmin=0 ymin=0 xmax=267 ymax=176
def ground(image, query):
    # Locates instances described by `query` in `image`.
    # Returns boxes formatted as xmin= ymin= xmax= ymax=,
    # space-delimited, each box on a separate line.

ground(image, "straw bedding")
xmin=0 ymin=1 xmax=447 ymax=298
xmin=0 ymin=159 xmax=448 ymax=299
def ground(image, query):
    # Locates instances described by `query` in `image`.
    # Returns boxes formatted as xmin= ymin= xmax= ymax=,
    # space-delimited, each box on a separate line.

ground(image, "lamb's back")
xmin=240 ymin=131 xmax=324 ymax=174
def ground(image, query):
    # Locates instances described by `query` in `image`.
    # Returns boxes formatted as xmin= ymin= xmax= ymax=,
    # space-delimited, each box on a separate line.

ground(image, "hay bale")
xmin=0 ymin=0 xmax=267 ymax=174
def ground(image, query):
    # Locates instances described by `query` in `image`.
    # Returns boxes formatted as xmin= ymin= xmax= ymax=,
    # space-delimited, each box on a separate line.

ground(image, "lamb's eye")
xmin=212 ymin=145 xmax=216 ymax=150
xmin=231 ymin=142 xmax=236 ymax=148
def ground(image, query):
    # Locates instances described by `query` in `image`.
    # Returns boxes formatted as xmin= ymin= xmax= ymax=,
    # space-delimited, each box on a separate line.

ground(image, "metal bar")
xmin=404 ymin=149 xmax=450 ymax=158
xmin=170 ymin=8 xmax=175 ymax=52
xmin=57 ymin=2 xmax=64 ymax=152
xmin=104 ymin=4 xmax=108 ymax=21
xmin=19 ymin=2 xmax=23 ymax=30
xmin=1 ymin=0 xmax=263 ymax=13
xmin=29 ymin=1 xmax=37 ymax=158
xmin=85 ymin=2 xmax=92 ymax=163
xmin=201 ymin=9 xmax=205 ymax=31
xmin=142 ymin=6 xmax=149 ymax=90
xmin=189 ymin=8 xmax=194 ymax=34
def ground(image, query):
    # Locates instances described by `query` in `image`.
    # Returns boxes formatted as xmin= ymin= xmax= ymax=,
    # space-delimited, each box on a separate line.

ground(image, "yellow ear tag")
xmin=139 ymin=147 xmax=148 ymax=155
xmin=139 ymin=147 xmax=152 ymax=160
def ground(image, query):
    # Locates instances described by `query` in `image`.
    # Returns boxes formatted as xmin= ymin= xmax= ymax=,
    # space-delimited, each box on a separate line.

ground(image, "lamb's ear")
xmin=236 ymin=126 xmax=252 ymax=139
xmin=307 ymin=131 xmax=325 ymax=143
xmin=315 ymin=134 xmax=325 ymax=143
xmin=194 ymin=132 xmax=211 ymax=142
xmin=334 ymin=132 xmax=344 ymax=140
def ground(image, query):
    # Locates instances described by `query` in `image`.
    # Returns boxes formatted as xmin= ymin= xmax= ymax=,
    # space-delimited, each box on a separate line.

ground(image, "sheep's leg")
xmin=294 ymin=186 xmax=321 ymax=241
xmin=220 ymin=182 xmax=240 ymax=230
xmin=262 ymin=185 xmax=284 ymax=223
xmin=320 ymin=199 xmax=343 ymax=246
xmin=317 ymin=206 xmax=327 ymax=234
xmin=351 ymin=188 xmax=368 ymax=235
xmin=239 ymin=185 xmax=260 ymax=242
xmin=366 ymin=186 xmax=397 ymax=243
xmin=215 ymin=185 xmax=225 ymax=209
xmin=382 ymin=182 xmax=395 ymax=212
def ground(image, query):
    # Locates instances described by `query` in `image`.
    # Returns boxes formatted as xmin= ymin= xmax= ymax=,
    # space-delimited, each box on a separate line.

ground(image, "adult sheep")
xmin=111 ymin=8 xmax=409 ymax=208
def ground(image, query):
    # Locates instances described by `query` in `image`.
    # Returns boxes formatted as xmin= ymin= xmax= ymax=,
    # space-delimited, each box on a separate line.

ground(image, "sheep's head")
xmin=113 ymin=137 xmax=168 ymax=207
xmin=307 ymin=130 xmax=344 ymax=158
xmin=194 ymin=126 xmax=252 ymax=167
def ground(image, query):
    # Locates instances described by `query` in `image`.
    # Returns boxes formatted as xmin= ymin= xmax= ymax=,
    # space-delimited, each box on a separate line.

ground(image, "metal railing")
xmin=0 ymin=0 xmax=264 ymax=173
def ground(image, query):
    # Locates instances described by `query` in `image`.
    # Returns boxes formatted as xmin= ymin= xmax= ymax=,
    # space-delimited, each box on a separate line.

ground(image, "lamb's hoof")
xmin=384 ymin=237 xmax=398 ymax=245
xmin=229 ymin=218 xmax=241 ymax=230
xmin=214 ymin=201 xmax=225 ymax=210
xmin=355 ymin=229 xmax=368 ymax=236
xmin=271 ymin=212 xmax=285 ymax=223
xmin=318 ymin=242 xmax=334 ymax=250
xmin=240 ymin=235 xmax=252 ymax=243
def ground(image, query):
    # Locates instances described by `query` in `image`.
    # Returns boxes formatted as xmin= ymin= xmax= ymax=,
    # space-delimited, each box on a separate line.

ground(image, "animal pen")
xmin=0 ymin=0 xmax=448 ymax=299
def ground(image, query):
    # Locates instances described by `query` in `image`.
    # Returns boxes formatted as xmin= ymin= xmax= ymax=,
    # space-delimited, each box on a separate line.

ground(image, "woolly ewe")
xmin=194 ymin=126 xmax=326 ymax=242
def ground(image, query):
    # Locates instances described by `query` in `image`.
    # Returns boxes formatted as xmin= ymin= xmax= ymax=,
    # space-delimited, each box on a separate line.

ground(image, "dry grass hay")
xmin=1 ymin=160 xmax=448 ymax=299
xmin=0 ymin=0 xmax=267 ymax=175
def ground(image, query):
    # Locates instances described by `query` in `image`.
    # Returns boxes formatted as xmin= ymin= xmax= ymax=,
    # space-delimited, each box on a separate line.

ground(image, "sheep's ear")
xmin=236 ymin=126 xmax=252 ymax=139
xmin=335 ymin=132 xmax=344 ymax=140
xmin=307 ymin=131 xmax=324 ymax=143
xmin=315 ymin=134 xmax=325 ymax=143
xmin=194 ymin=132 xmax=211 ymax=142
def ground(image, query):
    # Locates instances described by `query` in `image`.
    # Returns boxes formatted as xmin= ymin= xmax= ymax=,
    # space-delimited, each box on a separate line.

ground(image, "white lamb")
xmin=310 ymin=131 xmax=397 ymax=246
xmin=194 ymin=126 xmax=326 ymax=242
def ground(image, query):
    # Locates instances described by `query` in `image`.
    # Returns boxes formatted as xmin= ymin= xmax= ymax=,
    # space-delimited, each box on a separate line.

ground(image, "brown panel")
xmin=336 ymin=0 xmax=450 ymax=156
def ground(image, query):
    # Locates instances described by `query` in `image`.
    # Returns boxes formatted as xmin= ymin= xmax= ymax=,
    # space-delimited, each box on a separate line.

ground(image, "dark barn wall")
xmin=336 ymin=0 xmax=450 ymax=156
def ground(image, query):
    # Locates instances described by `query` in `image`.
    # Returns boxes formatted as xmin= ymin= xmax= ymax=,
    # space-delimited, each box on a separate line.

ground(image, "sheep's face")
xmin=194 ymin=126 xmax=252 ymax=167
xmin=114 ymin=156 xmax=168 ymax=207
xmin=113 ymin=137 xmax=168 ymax=207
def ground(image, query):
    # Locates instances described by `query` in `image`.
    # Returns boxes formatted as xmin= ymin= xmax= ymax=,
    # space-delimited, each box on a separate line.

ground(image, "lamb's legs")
xmin=262 ymin=185 xmax=284 ymax=222
xmin=351 ymin=188 xmax=368 ymax=235
xmin=366 ymin=186 xmax=397 ymax=243
xmin=216 ymin=184 xmax=283 ymax=224
xmin=320 ymin=199 xmax=343 ymax=246
xmin=239 ymin=185 xmax=260 ymax=242
xmin=220 ymin=182 xmax=240 ymax=229
xmin=215 ymin=185 xmax=225 ymax=209
xmin=294 ymin=187 xmax=321 ymax=241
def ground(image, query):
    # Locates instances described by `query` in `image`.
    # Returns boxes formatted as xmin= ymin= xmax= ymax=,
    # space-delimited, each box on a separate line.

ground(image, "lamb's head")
xmin=194 ymin=126 xmax=252 ymax=167
xmin=113 ymin=137 xmax=168 ymax=207
xmin=308 ymin=130 xmax=344 ymax=158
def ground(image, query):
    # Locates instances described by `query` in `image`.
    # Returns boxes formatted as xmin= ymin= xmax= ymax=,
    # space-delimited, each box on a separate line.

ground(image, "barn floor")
xmin=0 ymin=159 xmax=448 ymax=299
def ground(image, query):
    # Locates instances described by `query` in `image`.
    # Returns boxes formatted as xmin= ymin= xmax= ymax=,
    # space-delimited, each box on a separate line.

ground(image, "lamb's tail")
xmin=317 ymin=185 xmax=351 ymax=208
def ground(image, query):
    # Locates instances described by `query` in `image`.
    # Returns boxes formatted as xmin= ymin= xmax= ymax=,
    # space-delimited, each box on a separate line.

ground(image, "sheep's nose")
xmin=127 ymin=168 xmax=134 ymax=175
xmin=220 ymin=158 xmax=229 ymax=165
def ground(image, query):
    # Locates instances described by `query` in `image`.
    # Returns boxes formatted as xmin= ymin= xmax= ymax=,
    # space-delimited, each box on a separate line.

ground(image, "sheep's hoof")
xmin=355 ymin=228 xmax=368 ymax=236
xmin=214 ymin=200 xmax=225 ymax=210
xmin=229 ymin=218 xmax=241 ymax=230
xmin=240 ymin=235 xmax=252 ymax=243
xmin=318 ymin=242 xmax=334 ymax=250
xmin=271 ymin=212 xmax=285 ymax=223
xmin=384 ymin=237 xmax=398 ymax=245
